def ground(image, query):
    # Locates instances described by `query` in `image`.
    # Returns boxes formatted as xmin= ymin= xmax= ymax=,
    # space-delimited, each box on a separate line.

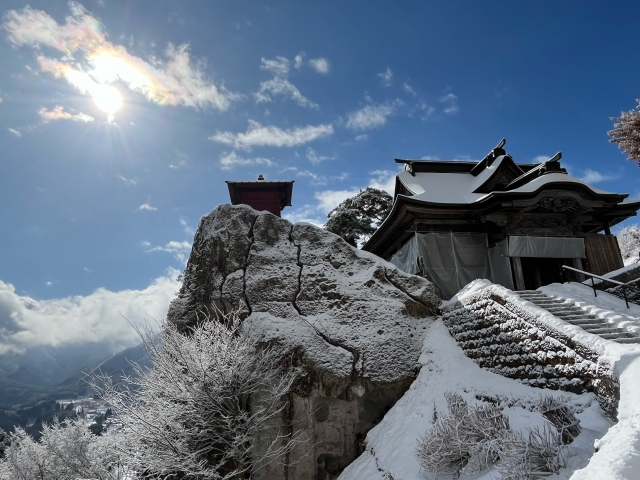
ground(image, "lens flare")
xmin=92 ymin=84 xmax=122 ymax=114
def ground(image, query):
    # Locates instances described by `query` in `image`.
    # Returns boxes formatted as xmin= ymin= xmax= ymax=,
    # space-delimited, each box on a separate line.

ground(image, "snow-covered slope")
xmin=339 ymin=319 xmax=612 ymax=480
xmin=341 ymin=280 xmax=640 ymax=480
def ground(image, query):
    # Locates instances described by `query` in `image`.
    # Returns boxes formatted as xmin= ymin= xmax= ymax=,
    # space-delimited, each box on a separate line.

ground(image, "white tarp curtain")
xmin=416 ymin=233 xmax=490 ymax=300
xmin=508 ymin=236 xmax=585 ymax=259
xmin=487 ymin=239 xmax=514 ymax=290
xmin=388 ymin=235 xmax=419 ymax=274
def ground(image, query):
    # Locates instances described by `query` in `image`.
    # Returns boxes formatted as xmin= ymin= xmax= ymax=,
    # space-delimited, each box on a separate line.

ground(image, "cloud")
xmin=345 ymin=99 xmax=402 ymax=131
xmin=415 ymin=100 xmax=435 ymax=119
xmin=403 ymin=82 xmax=417 ymax=96
xmin=308 ymin=57 xmax=329 ymax=74
xmin=38 ymin=105 xmax=94 ymax=122
xmin=296 ymin=169 xmax=327 ymax=186
xmin=578 ymin=169 xmax=620 ymax=184
xmin=282 ymin=205 xmax=325 ymax=227
xmin=355 ymin=134 xmax=368 ymax=142
xmin=146 ymin=241 xmax=191 ymax=264
xmin=147 ymin=240 xmax=191 ymax=253
xmin=180 ymin=217 xmax=195 ymax=236
xmin=0 ymin=272 xmax=179 ymax=355
xmin=8 ymin=128 xmax=22 ymax=137
xmin=532 ymin=155 xmax=551 ymax=163
xmin=377 ymin=67 xmax=393 ymax=86
xmin=439 ymin=92 xmax=459 ymax=115
xmin=294 ymin=54 xmax=304 ymax=69
xmin=255 ymin=56 xmax=318 ymax=108
xmin=210 ymin=120 xmax=334 ymax=151
xmin=4 ymin=4 xmax=239 ymax=111
xmin=139 ymin=203 xmax=157 ymax=211
xmin=219 ymin=150 xmax=275 ymax=170
xmin=118 ymin=174 xmax=137 ymax=185
xmin=306 ymin=147 xmax=333 ymax=164
xmin=368 ymin=169 xmax=396 ymax=194
xmin=169 ymin=149 xmax=188 ymax=169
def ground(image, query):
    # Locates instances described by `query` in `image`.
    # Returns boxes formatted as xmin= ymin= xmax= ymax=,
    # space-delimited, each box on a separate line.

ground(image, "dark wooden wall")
xmin=584 ymin=234 xmax=624 ymax=276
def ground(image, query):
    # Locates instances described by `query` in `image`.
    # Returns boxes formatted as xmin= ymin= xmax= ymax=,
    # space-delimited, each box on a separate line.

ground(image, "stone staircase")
xmin=517 ymin=291 xmax=640 ymax=344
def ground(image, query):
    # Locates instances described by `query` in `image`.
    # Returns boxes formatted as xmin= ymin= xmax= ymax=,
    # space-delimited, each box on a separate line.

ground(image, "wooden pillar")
xmin=604 ymin=224 xmax=612 ymax=235
xmin=511 ymin=257 xmax=526 ymax=291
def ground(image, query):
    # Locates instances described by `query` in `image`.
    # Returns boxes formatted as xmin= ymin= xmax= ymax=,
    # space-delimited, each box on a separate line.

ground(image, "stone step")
xmin=557 ymin=314 xmax=598 ymax=321
xmin=600 ymin=331 xmax=637 ymax=340
xmin=566 ymin=319 xmax=606 ymax=326
xmin=613 ymin=337 xmax=640 ymax=344
xmin=579 ymin=326 xmax=624 ymax=334
xmin=529 ymin=301 xmax=571 ymax=307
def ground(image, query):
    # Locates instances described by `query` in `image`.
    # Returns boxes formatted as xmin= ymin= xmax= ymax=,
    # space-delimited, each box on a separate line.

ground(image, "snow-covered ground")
xmin=339 ymin=319 xmax=613 ymax=480
xmin=340 ymin=281 xmax=640 ymax=480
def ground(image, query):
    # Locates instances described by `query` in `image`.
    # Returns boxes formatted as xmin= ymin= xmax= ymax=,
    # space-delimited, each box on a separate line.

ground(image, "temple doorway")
xmin=520 ymin=257 xmax=570 ymax=290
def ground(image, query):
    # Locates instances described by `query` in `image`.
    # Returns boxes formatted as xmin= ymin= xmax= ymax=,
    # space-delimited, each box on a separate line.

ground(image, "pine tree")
xmin=325 ymin=187 xmax=393 ymax=247
xmin=609 ymin=99 xmax=640 ymax=166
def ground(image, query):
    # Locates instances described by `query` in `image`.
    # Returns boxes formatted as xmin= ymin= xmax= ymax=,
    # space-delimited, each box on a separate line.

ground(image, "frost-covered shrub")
xmin=498 ymin=425 xmax=564 ymax=479
xmin=538 ymin=396 xmax=580 ymax=444
xmin=616 ymin=224 xmax=640 ymax=261
xmin=415 ymin=392 xmax=509 ymax=475
xmin=416 ymin=393 xmax=572 ymax=478
xmin=91 ymin=310 xmax=302 ymax=480
xmin=0 ymin=418 xmax=126 ymax=480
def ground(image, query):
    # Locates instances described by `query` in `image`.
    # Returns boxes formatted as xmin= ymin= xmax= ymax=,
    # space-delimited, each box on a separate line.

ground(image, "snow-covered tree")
xmin=0 ymin=418 xmax=127 ymax=480
xmin=325 ymin=187 xmax=393 ymax=247
xmin=91 ymin=311 xmax=301 ymax=480
xmin=616 ymin=224 xmax=640 ymax=262
xmin=609 ymin=99 xmax=640 ymax=165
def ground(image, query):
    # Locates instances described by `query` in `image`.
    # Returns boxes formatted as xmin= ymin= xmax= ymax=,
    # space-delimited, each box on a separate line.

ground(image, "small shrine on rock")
xmin=225 ymin=175 xmax=294 ymax=217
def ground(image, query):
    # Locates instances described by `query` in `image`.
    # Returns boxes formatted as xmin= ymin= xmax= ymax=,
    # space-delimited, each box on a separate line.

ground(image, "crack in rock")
xmin=290 ymin=225 xmax=304 ymax=316
xmin=383 ymin=267 xmax=436 ymax=314
xmin=242 ymin=215 xmax=258 ymax=316
xmin=304 ymin=318 xmax=361 ymax=382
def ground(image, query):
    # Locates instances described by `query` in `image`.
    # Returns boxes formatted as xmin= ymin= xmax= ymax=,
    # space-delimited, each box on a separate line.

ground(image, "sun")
xmin=92 ymin=84 xmax=123 ymax=114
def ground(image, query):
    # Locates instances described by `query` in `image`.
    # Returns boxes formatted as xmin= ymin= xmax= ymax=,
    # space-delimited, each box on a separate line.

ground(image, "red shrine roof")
xmin=225 ymin=175 xmax=294 ymax=216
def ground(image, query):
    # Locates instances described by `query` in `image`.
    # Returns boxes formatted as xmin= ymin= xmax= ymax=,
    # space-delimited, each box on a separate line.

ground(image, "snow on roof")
xmin=397 ymin=156 xmax=621 ymax=205
xmin=507 ymin=172 xmax=618 ymax=196
xmin=398 ymin=156 xmax=509 ymax=204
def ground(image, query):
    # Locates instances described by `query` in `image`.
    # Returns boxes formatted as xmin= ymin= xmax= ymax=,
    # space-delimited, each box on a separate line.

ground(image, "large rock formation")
xmin=167 ymin=204 xmax=440 ymax=479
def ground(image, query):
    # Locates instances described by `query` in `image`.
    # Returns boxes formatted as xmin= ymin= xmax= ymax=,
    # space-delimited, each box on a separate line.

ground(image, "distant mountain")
xmin=7 ymin=365 xmax=48 ymax=386
xmin=0 ymin=343 xmax=149 ymax=407
xmin=59 ymin=343 xmax=149 ymax=393
xmin=0 ymin=343 xmax=150 ymax=435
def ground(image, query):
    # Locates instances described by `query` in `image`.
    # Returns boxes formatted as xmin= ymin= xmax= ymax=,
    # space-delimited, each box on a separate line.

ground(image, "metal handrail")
xmin=561 ymin=265 xmax=630 ymax=308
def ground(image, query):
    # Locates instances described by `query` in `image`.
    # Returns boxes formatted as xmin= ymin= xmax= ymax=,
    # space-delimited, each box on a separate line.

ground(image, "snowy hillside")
xmin=340 ymin=281 xmax=640 ymax=480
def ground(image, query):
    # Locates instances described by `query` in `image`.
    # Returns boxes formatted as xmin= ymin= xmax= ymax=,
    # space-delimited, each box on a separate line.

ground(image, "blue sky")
xmin=1 ymin=1 xmax=640 ymax=359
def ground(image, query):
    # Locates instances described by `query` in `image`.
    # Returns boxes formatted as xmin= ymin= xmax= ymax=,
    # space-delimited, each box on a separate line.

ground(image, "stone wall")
xmin=442 ymin=286 xmax=619 ymax=419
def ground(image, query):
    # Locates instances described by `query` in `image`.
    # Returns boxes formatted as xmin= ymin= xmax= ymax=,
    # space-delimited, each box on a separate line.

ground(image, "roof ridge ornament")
xmin=470 ymin=138 xmax=508 ymax=176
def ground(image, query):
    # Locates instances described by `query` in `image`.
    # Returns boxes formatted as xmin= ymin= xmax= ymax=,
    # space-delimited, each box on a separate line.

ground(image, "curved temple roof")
xmin=364 ymin=144 xmax=640 ymax=258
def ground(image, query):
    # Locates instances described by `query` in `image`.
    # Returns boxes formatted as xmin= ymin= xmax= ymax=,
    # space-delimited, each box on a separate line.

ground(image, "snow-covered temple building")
xmin=363 ymin=140 xmax=640 ymax=299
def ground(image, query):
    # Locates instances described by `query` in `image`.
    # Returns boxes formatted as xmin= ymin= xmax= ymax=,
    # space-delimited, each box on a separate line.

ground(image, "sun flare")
xmin=92 ymin=84 xmax=123 ymax=114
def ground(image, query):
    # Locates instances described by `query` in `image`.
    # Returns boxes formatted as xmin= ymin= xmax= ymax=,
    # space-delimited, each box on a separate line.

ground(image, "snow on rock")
xmin=167 ymin=204 xmax=441 ymax=479
xmin=339 ymin=319 xmax=613 ymax=480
